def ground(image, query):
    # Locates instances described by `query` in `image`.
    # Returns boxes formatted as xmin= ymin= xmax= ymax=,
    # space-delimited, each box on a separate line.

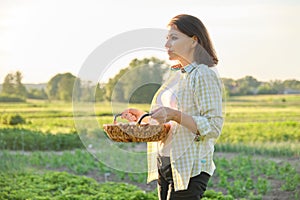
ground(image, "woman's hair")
xmin=168 ymin=14 xmax=218 ymax=67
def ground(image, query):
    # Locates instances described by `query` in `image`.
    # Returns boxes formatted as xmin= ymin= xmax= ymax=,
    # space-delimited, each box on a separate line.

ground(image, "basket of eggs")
xmin=103 ymin=113 xmax=170 ymax=142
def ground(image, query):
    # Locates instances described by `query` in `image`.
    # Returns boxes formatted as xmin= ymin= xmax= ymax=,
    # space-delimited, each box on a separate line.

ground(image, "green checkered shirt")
xmin=147 ymin=63 xmax=224 ymax=191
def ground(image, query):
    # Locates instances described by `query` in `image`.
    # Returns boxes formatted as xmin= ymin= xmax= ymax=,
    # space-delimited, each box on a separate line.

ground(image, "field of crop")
xmin=0 ymin=94 xmax=299 ymax=199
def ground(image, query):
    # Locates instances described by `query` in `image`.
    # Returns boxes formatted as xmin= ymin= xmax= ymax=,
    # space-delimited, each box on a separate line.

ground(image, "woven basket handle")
xmin=113 ymin=113 xmax=122 ymax=124
xmin=113 ymin=112 xmax=152 ymax=125
xmin=136 ymin=113 xmax=152 ymax=125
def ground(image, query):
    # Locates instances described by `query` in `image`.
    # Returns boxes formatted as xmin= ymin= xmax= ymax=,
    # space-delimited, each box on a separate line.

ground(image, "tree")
xmin=58 ymin=73 xmax=77 ymax=101
xmin=95 ymin=83 xmax=106 ymax=102
xmin=235 ymin=76 xmax=260 ymax=95
xmin=1 ymin=73 xmax=14 ymax=95
xmin=270 ymin=80 xmax=284 ymax=94
xmin=46 ymin=73 xmax=77 ymax=101
xmin=1 ymin=71 xmax=27 ymax=98
xmin=106 ymin=68 xmax=128 ymax=102
xmin=221 ymin=78 xmax=236 ymax=97
xmin=15 ymin=71 xmax=27 ymax=97
xmin=105 ymin=57 xmax=169 ymax=103
xmin=27 ymin=88 xmax=47 ymax=99
xmin=283 ymin=79 xmax=300 ymax=90
xmin=72 ymin=78 xmax=81 ymax=102
xmin=47 ymin=74 xmax=63 ymax=100
xmin=257 ymin=83 xmax=277 ymax=94
xmin=79 ymin=80 xmax=94 ymax=102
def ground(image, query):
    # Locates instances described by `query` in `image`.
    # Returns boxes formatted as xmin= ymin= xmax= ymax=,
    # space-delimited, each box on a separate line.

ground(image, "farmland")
xmin=0 ymin=94 xmax=299 ymax=199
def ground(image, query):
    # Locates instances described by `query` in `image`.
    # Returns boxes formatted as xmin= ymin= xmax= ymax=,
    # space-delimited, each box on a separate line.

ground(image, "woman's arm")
xmin=151 ymin=69 xmax=223 ymax=138
xmin=151 ymin=107 xmax=198 ymax=133
xmin=191 ymin=70 xmax=223 ymax=138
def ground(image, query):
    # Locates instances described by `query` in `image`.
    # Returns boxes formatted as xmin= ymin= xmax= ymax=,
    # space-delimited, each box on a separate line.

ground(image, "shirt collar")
xmin=170 ymin=62 xmax=197 ymax=73
xmin=182 ymin=62 xmax=197 ymax=73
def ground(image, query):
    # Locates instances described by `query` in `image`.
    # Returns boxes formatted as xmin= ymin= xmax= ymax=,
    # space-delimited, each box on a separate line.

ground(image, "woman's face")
xmin=165 ymin=25 xmax=195 ymax=64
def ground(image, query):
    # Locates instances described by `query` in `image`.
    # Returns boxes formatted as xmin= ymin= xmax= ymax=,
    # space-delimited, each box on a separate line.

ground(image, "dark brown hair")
xmin=168 ymin=14 xmax=218 ymax=67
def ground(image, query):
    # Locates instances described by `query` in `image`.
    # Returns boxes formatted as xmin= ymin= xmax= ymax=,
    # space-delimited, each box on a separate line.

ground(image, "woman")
xmin=121 ymin=14 xmax=223 ymax=200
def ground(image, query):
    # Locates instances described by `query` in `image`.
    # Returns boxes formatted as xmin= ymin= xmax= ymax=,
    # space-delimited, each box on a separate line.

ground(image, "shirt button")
xmin=194 ymin=135 xmax=201 ymax=142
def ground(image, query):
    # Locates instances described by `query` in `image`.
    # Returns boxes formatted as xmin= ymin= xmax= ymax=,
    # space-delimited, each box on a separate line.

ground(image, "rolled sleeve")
xmin=192 ymin=69 xmax=223 ymax=138
xmin=192 ymin=115 xmax=212 ymax=136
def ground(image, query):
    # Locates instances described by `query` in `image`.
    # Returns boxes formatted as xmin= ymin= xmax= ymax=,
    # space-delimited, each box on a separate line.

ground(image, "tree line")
xmin=1 ymin=57 xmax=300 ymax=103
xmin=222 ymin=76 xmax=300 ymax=96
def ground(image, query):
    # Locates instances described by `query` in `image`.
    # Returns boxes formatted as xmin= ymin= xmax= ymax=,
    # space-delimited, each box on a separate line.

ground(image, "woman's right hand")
xmin=121 ymin=108 xmax=146 ymax=122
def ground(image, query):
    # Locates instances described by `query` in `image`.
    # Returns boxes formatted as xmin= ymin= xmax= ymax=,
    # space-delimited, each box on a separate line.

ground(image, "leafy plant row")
xmin=0 ymin=128 xmax=300 ymax=156
xmin=1 ymin=150 xmax=299 ymax=199
xmin=212 ymin=155 xmax=300 ymax=198
xmin=216 ymin=143 xmax=299 ymax=157
xmin=220 ymin=121 xmax=300 ymax=144
xmin=0 ymin=171 xmax=156 ymax=200
xmin=0 ymin=128 xmax=83 ymax=151
xmin=0 ymin=171 xmax=234 ymax=200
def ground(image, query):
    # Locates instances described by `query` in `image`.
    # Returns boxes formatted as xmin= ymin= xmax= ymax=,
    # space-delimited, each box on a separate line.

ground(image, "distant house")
xmin=283 ymin=89 xmax=300 ymax=94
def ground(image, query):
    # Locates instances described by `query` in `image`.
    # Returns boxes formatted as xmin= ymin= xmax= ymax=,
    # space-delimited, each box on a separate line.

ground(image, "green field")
xmin=0 ymin=94 xmax=299 ymax=199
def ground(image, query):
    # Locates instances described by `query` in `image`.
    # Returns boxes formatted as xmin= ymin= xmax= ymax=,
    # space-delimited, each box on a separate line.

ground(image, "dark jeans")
xmin=157 ymin=156 xmax=210 ymax=200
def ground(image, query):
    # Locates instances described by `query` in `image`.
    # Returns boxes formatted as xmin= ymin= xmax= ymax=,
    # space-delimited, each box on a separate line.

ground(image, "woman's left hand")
xmin=151 ymin=107 xmax=176 ymax=124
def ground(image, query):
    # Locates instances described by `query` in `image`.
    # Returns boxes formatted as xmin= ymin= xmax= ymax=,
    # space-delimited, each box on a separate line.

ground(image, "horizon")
xmin=1 ymin=68 xmax=299 ymax=85
xmin=1 ymin=0 xmax=299 ymax=84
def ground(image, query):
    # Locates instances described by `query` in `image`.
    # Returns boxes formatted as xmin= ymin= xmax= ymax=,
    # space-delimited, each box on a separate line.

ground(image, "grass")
xmin=1 ymin=94 xmax=299 ymax=155
xmin=0 ymin=94 xmax=299 ymax=199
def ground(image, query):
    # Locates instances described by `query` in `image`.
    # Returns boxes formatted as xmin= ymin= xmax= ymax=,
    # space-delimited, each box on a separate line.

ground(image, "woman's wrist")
xmin=171 ymin=109 xmax=181 ymax=123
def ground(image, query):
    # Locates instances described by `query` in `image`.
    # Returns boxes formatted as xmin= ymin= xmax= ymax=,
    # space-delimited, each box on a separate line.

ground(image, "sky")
xmin=0 ymin=0 xmax=299 ymax=83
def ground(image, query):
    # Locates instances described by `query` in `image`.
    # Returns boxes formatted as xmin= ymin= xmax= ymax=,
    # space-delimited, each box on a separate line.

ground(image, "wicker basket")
xmin=103 ymin=113 xmax=169 ymax=142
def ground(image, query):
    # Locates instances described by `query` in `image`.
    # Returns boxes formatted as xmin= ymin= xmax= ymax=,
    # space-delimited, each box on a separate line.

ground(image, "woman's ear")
xmin=191 ymin=36 xmax=198 ymax=48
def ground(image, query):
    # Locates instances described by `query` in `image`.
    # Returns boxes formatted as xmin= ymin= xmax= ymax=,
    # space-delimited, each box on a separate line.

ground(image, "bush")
xmin=0 ymin=94 xmax=25 ymax=102
xmin=1 ymin=114 xmax=26 ymax=125
xmin=0 ymin=128 xmax=84 ymax=151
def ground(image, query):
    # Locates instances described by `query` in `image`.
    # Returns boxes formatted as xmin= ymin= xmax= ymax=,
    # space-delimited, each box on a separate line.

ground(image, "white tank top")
xmin=150 ymin=72 xmax=180 ymax=156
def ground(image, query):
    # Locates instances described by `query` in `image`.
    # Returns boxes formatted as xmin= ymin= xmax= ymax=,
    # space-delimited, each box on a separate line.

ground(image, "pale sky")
xmin=0 ymin=0 xmax=299 ymax=83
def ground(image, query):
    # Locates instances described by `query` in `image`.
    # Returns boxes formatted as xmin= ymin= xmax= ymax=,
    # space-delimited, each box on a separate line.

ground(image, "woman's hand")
xmin=152 ymin=107 xmax=200 ymax=134
xmin=151 ymin=106 xmax=178 ymax=124
xmin=121 ymin=108 xmax=146 ymax=122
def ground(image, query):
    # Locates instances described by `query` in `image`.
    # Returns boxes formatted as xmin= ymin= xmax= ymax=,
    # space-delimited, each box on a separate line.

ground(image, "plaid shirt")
xmin=147 ymin=63 xmax=223 ymax=191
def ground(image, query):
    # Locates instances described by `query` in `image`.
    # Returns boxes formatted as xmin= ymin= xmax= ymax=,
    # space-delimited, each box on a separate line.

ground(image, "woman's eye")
xmin=171 ymin=36 xmax=178 ymax=40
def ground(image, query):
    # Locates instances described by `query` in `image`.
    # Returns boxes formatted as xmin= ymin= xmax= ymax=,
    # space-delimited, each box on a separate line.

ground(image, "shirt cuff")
xmin=192 ymin=116 xmax=212 ymax=136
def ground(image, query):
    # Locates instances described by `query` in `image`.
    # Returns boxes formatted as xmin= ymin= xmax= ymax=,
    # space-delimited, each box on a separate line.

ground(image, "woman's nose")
xmin=165 ymin=40 xmax=171 ymax=48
